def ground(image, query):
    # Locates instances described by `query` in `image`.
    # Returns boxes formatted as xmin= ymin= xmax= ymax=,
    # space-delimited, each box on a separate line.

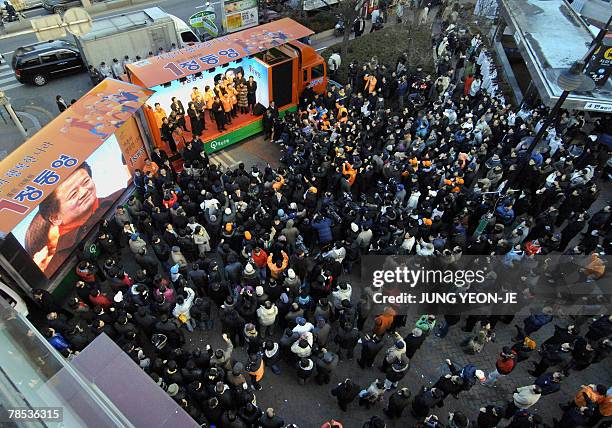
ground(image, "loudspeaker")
xmin=253 ymin=103 xmax=266 ymax=116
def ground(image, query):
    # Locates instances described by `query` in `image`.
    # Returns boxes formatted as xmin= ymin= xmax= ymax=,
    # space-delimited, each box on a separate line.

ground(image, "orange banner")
xmin=115 ymin=116 xmax=148 ymax=175
xmin=0 ymin=79 xmax=152 ymax=236
xmin=127 ymin=18 xmax=314 ymax=88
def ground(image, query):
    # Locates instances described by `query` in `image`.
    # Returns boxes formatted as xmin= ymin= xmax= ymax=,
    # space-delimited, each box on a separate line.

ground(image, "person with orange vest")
xmin=220 ymin=90 xmax=233 ymax=126
xmin=203 ymin=85 xmax=215 ymax=120
xmin=342 ymin=162 xmax=357 ymax=186
xmin=267 ymin=250 xmax=288 ymax=280
xmin=373 ymin=306 xmax=396 ymax=336
xmin=247 ymin=352 xmax=265 ymax=390
xmin=364 ymin=73 xmax=377 ymax=94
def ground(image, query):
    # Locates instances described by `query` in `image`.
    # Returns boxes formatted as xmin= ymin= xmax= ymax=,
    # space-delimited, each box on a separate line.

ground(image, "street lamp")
xmin=0 ymin=90 xmax=27 ymax=140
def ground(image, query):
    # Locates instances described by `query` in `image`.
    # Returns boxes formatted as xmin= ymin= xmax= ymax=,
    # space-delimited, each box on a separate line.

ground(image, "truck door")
xmin=303 ymin=62 xmax=325 ymax=93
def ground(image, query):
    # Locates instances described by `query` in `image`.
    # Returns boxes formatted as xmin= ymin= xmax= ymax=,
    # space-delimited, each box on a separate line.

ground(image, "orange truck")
xmin=126 ymin=18 xmax=327 ymax=154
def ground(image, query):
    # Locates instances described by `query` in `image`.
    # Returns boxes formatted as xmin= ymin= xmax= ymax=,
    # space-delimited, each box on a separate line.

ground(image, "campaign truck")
xmin=126 ymin=18 xmax=327 ymax=155
xmin=75 ymin=7 xmax=200 ymax=70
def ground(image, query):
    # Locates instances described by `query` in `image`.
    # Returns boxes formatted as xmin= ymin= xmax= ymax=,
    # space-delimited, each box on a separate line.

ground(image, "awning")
xmin=126 ymin=18 xmax=314 ymax=88
xmin=0 ymin=79 xmax=153 ymax=236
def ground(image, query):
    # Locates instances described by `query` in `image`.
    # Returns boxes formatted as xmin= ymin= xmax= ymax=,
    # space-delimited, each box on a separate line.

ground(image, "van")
xmin=12 ymin=40 xmax=85 ymax=86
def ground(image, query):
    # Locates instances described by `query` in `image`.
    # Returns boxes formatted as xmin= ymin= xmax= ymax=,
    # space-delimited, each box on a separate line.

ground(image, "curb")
xmin=311 ymin=29 xmax=335 ymax=41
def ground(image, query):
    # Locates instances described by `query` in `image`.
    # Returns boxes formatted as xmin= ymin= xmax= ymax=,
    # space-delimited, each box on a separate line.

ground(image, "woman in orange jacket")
xmin=220 ymin=90 xmax=233 ymax=126
xmin=342 ymin=162 xmax=357 ymax=186
xmin=373 ymin=306 xmax=396 ymax=336
xmin=267 ymin=250 xmax=288 ymax=280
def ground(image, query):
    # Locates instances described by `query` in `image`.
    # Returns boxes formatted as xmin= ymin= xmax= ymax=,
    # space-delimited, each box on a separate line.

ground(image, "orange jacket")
xmin=272 ymin=175 xmax=285 ymax=191
xmin=342 ymin=162 xmax=357 ymax=186
xmin=373 ymin=307 xmax=396 ymax=335
xmin=575 ymin=386 xmax=605 ymax=407
xmin=364 ymin=75 xmax=377 ymax=94
xmin=221 ymin=95 xmax=233 ymax=112
xmin=599 ymin=395 xmax=612 ymax=416
xmin=267 ymin=251 xmax=288 ymax=280
xmin=247 ymin=358 xmax=265 ymax=381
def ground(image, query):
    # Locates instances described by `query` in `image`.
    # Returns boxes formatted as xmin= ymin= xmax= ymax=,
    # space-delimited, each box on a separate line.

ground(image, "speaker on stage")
xmin=253 ymin=103 xmax=266 ymax=116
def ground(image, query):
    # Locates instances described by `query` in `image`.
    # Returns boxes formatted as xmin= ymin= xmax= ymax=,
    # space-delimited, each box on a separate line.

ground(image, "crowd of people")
xmin=32 ymin=7 xmax=612 ymax=428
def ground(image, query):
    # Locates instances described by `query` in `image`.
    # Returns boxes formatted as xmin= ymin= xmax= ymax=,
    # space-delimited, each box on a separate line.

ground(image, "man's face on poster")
xmin=50 ymin=168 xmax=97 ymax=227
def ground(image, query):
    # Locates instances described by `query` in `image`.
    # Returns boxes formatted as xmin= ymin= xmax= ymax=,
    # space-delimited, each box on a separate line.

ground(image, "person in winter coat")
xmin=251 ymin=247 xmax=268 ymax=280
xmin=246 ymin=352 xmax=265 ymax=390
xmin=384 ymin=387 xmax=411 ymax=419
xmin=170 ymin=246 xmax=188 ymax=268
xmin=505 ymin=385 xmax=542 ymax=418
xmin=404 ymin=327 xmax=426 ymax=359
xmin=359 ymin=379 xmax=386 ymax=409
xmin=256 ymin=301 xmax=278 ymax=339
xmin=291 ymin=332 xmax=314 ymax=359
xmin=381 ymin=333 xmax=406 ymax=372
xmin=332 ymin=282 xmax=352 ymax=311
xmin=476 ymin=405 xmax=503 ymax=428
xmin=172 ymin=287 xmax=196 ymax=332
xmin=258 ymin=408 xmax=284 ymax=428
xmin=192 ymin=225 xmax=211 ymax=256
xmin=296 ymin=357 xmax=315 ymax=384
xmin=358 ymin=333 xmax=384 ymax=368
xmin=331 ymin=378 xmax=362 ymax=411
xmin=411 ymin=386 xmax=445 ymax=418
xmin=128 ymin=233 xmax=147 ymax=255
xmin=586 ymin=315 xmax=612 ymax=342
xmin=483 ymin=346 xmax=516 ymax=385
xmin=384 ymin=354 xmax=409 ymax=389
xmin=334 ymin=322 xmax=360 ymax=360
xmin=267 ymin=250 xmax=288 ymax=280
xmin=315 ymin=349 xmax=339 ymax=384
xmin=520 ymin=308 xmax=554 ymax=336
xmin=312 ymin=215 xmax=333 ymax=245
xmin=534 ymin=371 xmax=564 ymax=396
xmin=372 ymin=306 xmax=396 ymax=336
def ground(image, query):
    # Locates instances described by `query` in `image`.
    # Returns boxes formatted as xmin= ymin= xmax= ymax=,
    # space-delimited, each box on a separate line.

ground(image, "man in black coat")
xmin=334 ymin=322 xmax=360 ymax=360
xmin=258 ymin=408 xmax=284 ymax=428
xmin=134 ymin=247 xmax=160 ymax=276
xmin=154 ymin=314 xmax=184 ymax=347
xmin=133 ymin=306 xmax=157 ymax=336
xmin=331 ymin=378 xmax=361 ymax=411
xmin=384 ymin=387 xmax=411 ymax=418
xmin=357 ymin=334 xmax=384 ymax=368
xmin=151 ymin=235 xmax=171 ymax=269
xmin=404 ymin=327 xmax=426 ymax=359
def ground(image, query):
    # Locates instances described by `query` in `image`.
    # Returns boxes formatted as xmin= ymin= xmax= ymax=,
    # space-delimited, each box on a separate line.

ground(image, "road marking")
xmin=0 ymin=63 xmax=22 ymax=92
xmin=25 ymin=105 xmax=55 ymax=121
xmin=210 ymin=153 xmax=228 ymax=167
xmin=1 ymin=51 xmax=14 ymax=55
xmin=0 ymin=82 xmax=23 ymax=91
xmin=220 ymin=150 xmax=237 ymax=165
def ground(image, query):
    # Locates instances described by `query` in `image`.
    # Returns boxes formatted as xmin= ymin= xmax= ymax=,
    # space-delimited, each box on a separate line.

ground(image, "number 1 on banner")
xmin=164 ymin=63 xmax=184 ymax=77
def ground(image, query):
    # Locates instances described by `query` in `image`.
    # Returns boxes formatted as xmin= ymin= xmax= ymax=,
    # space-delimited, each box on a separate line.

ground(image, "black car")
xmin=12 ymin=40 xmax=85 ymax=86
xmin=41 ymin=0 xmax=82 ymax=14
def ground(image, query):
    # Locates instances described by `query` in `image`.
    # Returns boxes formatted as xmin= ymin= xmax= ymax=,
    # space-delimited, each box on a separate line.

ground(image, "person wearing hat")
xmin=505 ymin=384 xmax=542 ymax=418
xmin=243 ymin=323 xmax=263 ymax=354
xmin=246 ymin=352 xmax=265 ymax=391
xmin=380 ymin=332 xmax=406 ymax=372
xmin=384 ymin=354 xmax=410 ymax=390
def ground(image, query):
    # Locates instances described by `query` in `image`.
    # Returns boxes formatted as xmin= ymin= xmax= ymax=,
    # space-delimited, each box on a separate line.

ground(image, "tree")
xmin=335 ymin=0 xmax=366 ymax=57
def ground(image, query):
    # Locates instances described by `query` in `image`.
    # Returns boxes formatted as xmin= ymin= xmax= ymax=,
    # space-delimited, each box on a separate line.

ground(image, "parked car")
xmin=41 ymin=0 xmax=81 ymax=14
xmin=0 ymin=281 xmax=29 ymax=316
xmin=11 ymin=39 xmax=85 ymax=86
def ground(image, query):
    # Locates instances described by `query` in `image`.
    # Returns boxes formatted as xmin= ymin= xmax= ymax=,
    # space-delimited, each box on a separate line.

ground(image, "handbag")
xmin=178 ymin=313 xmax=188 ymax=324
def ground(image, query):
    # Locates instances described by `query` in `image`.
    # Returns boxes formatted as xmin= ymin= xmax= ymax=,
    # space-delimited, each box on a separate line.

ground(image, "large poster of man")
xmin=11 ymin=136 xmax=131 ymax=278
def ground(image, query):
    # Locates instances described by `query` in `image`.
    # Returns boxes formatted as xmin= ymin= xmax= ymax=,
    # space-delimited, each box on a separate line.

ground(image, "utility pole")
xmin=0 ymin=91 xmax=27 ymax=140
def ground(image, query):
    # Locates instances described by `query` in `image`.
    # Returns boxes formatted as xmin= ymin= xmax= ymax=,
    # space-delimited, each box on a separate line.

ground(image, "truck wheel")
xmin=53 ymin=6 xmax=65 ymax=14
xmin=32 ymin=74 xmax=47 ymax=86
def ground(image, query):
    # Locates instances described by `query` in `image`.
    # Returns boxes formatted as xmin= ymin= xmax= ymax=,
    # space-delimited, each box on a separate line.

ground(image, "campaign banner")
xmin=115 ymin=116 xmax=148 ymax=175
xmin=0 ymin=79 xmax=152 ymax=237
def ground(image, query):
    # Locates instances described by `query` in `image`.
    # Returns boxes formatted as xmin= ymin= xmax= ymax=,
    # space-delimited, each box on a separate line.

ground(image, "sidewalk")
xmin=0 ymin=109 xmax=43 ymax=157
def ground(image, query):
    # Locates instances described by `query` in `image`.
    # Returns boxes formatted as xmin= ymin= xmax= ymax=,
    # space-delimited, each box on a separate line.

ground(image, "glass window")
xmin=40 ymin=53 xmax=57 ymax=63
xmin=303 ymin=69 xmax=308 ymax=82
xmin=181 ymin=31 xmax=198 ymax=43
xmin=311 ymin=63 xmax=324 ymax=78
xmin=56 ymin=50 xmax=77 ymax=60
xmin=20 ymin=58 xmax=40 ymax=67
